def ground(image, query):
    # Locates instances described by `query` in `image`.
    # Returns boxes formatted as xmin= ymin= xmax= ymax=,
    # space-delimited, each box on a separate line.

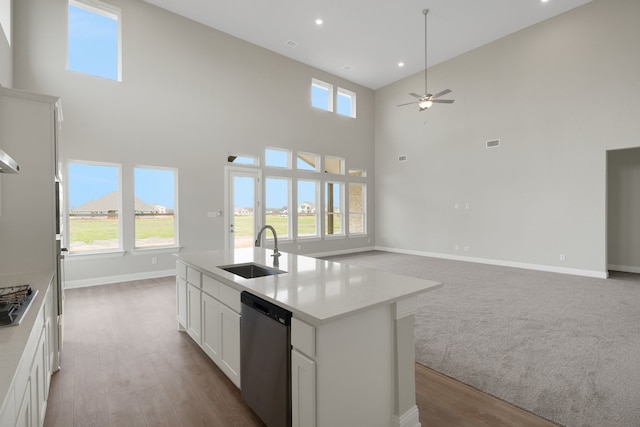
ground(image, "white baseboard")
xmin=306 ymin=246 xmax=375 ymax=259
xmin=392 ymin=405 xmax=421 ymax=427
xmin=608 ymin=264 xmax=640 ymax=274
xmin=375 ymin=246 xmax=608 ymax=279
xmin=65 ymin=269 xmax=176 ymax=289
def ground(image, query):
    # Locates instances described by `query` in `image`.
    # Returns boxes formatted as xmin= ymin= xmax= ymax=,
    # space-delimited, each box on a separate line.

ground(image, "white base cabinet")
xmin=177 ymin=261 xmax=241 ymax=388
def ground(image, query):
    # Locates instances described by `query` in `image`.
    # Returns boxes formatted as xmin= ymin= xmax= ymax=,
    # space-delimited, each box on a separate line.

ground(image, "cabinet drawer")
xmin=186 ymin=266 xmax=202 ymax=287
xmin=202 ymin=275 xmax=220 ymax=299
xmin=176 ymin=261 xmax=187 ymax=280
xmin=292 ymin=317 xmax=315 ymax=358
xmin=219 ymin=283 xmax=241 ymax=313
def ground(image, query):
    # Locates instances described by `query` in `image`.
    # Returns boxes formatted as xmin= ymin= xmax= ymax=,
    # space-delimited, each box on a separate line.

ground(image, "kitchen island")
xmin=176 ymin=248 xmax=441 ymax=427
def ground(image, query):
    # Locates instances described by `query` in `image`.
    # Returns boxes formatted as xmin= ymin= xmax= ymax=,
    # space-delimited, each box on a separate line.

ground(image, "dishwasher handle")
xmin=241 ymin=291 xmax=292 ymax=326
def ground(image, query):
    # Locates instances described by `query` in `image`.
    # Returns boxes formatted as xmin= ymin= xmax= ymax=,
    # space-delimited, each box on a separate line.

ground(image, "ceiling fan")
xmin=397 ymin=9 xmax=455 ymax=112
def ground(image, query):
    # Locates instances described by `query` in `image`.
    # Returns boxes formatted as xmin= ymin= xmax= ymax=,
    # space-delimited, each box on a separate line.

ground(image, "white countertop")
xmin=0 ymin=270 xmax=54 ymax=414
xmin=176 ymin=249 xmax=442 ymax=325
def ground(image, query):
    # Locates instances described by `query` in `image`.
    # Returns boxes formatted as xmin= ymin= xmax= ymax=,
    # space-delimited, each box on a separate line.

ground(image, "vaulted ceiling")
xmin=143 ymin=0 xmax=593 ymax=90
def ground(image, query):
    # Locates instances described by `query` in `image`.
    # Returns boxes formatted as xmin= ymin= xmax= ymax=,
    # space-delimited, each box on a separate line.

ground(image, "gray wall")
xmin=374 ymin=0 xmax=640 ymax=276
xmin=13 ymin=0 xmax=375 ymax=285
xmin=0 ymin=0 xmax=12 ymax=87
xmin=607 ymin=147 xmax=640 ymax=272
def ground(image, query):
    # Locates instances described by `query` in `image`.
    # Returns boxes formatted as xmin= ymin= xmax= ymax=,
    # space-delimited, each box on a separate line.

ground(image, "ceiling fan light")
xmin=419 ymin=100 xmax=433 ymax=109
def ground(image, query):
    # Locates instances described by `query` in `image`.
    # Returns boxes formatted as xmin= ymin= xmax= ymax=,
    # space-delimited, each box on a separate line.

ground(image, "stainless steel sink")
xmin=218 ymin=262 xmax=286 ymax=279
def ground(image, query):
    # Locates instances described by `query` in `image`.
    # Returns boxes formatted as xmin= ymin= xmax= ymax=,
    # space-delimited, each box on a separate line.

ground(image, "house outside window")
xmin=324 ymin=181 xmax=344 ymax=236
xmin=297 ymin=180 xmax=319 ymax=238
xmin=348 ymin=183 xmax=366 ymax=234
xmin=265 ymin=177 xmax=291 ymax=239
xmin=68 ymin=161 xmax=121 ymax=252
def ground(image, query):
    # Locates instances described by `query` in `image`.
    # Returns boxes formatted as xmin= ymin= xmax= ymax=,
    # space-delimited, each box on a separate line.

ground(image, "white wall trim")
xmin=65 ymin=269 xmax=176 ymax=289
xmin=391 ymin=404 xmax=421 ymax=427
xmin=375 ymin=246 xmax=609 ymax=279
xmin=306 ymin=245 xmax=375 ymax=258
xmin=608 ymin=264 xmax=640 ymax=274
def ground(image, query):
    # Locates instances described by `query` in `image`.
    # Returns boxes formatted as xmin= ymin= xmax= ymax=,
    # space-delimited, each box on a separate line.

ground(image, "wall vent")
xmin=285 ymin=40 xmax=298 ymax=48
xmin=486 ymin=139 xmax=500 ymax=149
xmin=397 ymin=155 xmax=408 ymax=162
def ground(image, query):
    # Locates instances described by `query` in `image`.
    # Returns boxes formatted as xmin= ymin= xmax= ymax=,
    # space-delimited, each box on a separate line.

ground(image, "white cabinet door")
xmin=30 ymin=330 xmax=47 ymax=427
xmin=15 ymin=379 xmax=31 ymax=427
xmin=176 ymin=277 xmax=187 ymax=329
xmin=187 ymin=283 xmax=202 ymax=344
xmin=201 ymin=293 xmax=221 ymax=363
xmin=292 ymin=349 xmax=316 ymax=427
xmin=219 ymin=304 xmax=241 ymax=388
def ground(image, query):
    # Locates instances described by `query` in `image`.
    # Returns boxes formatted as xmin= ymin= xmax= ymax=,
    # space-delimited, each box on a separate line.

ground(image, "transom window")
xmin=311 ymin=79 xmax=333 ymax=112
xmin=337 ymin=87 xmax=356 ymax=118
xmin=67 ymin=0 xmax=121 ymax=81
xmin=265 ymin=148 xmax=291 ymax=169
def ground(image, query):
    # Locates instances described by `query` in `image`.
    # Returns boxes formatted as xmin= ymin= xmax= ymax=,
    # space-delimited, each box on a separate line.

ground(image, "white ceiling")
xmin=142 ymin=0 xmax=593 ymax=90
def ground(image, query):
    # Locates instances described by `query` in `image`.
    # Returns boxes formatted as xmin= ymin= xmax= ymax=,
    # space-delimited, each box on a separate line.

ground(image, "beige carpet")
xmin=324 ymin=251 xmax=640 ymax=427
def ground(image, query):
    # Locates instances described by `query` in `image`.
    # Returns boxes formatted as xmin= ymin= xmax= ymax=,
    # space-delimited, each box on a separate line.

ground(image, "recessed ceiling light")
xmin=398 ymin=62 xmax=405 ymax=67
xmin=541 ymin=0 xmax=549 ymax=2
xmin=315 ymin=18 xmax=323 ymax=25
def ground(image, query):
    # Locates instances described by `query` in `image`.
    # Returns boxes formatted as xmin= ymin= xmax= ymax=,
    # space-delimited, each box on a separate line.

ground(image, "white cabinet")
xmin=176 ymin=277 xmax=187 ymax=329
xmin=218 ymin=303 xmax=241 ymax=387
xmin=29 ymin=330 xmax=47 ymax=427
xmin=202 ymin=292 xmax=221 ymax=362
xmin=292 ymin=349 xmax=316 ymax=427
xmin=176 ymin=263 xmax=241 ymax=388
xmin=186 ymin=283 xmax=202 ymax=344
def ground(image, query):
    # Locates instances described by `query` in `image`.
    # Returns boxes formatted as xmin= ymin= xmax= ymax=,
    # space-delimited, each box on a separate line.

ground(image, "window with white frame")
xmin=348 ymin=169 xmax=366 ymax=177
xmin=134 ymin=167 xmax=177 ymax=248
xmin=324 ymin=181 xmax=344 ymax=236
xmin=337 ymin=87 xmax=356 ymax=118
xmin=296 ymin=152 xmax=319 ymax=172
xmin=67 ymin=0 xmax=121 ymax=81
xmin=265 ymin=177 xmax=291 ymax=239
xmin=324 ymin=156 xmax=344 ymax=175
xmin=68 ymin=161 xmax=121 ymax=252
xmin=297 ymin=180 xmax=319 ymax=238
xmin=265 ymin=147 xmax=291 ymax=169
xmin=311 ymin=79 xmax=333 ymax=112
xmin=348 ymin=183 xmax=366 ymax=234
xmin=227 ymin=154 xmax=258 ymax=166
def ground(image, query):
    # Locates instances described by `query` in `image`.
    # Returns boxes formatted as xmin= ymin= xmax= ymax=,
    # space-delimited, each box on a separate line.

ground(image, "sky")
xmin=69 ymin=163 xmax=175 ymax=209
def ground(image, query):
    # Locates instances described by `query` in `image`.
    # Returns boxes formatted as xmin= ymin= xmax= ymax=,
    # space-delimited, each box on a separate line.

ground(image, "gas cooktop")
xmin=0 ymin=284 xmax=38 ymax=328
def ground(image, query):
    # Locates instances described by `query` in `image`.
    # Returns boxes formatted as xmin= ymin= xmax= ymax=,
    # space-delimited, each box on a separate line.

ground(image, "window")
xmin=337 ymin=87 xmax=356 ymax=118
xmin=324 ymin=181 xmax=343 ymax=236
xmin=325 ymin=156 xmax=344 ymax=174
xmin=348 ymin=183 xmax=366 ymax=234
xmin=67 ymin=0 xmax=121 ymax=81
xmin=227 ymin=154 xmax=258 ymax=166
xmin=68 ymin=162 xmax=121 ymax=252
xmin=297 ymin=180 xmax=319 ymax=238
xmin=311 ymin=79 xmax=333 ymax=112
xmin=265 ymin=177 xmax=291 ymax=239
xmin=349 ymin=169 xmax=366 ymax=177
xmin=265 ymin=148 xmax=291 ymax=169
xmin=296 ymin=152 xmax=319 ymax=172
xmin=134 ymin=167 xmax=177 ymax=248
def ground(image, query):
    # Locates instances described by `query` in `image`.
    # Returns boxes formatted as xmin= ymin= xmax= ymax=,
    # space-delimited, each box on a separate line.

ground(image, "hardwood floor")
xmin=44 ymin=277 xmax=558 ymax=427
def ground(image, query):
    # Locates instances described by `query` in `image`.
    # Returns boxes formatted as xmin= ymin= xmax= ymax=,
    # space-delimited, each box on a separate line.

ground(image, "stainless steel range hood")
xmin=0 ymin=147 xmax=20 ymax=174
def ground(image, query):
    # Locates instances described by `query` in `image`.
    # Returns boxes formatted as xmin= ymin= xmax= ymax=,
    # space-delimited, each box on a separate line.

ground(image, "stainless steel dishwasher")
xmin=241 ymin=291 xmax=292 ymax=427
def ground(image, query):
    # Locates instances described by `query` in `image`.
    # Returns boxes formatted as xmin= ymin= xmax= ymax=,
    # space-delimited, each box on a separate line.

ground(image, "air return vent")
xmin=398 ymin=155 xmax=408 ymax=162
xmin=486 ymin=139 xmax=500 ymax=149
xmin=285 ymin=40 xmax=298 ymax=48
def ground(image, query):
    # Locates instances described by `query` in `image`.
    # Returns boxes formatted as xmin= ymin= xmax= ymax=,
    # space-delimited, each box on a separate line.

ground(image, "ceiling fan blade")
xmin=431 ymin=89 xmax=452 ymax=99
xmin=408 ymin=93 xmax=423 ymax=99
xmin=432 ymin=99 xmax=455 ymax=104
xmin=397 ymin=101 xmax=419 ymax=107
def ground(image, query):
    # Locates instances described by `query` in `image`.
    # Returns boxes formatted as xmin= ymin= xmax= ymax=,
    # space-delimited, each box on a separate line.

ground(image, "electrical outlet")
xmin=454 ymin=203 xmax=459 ymax=210
xmin=464 ymin=246 xmax=470 ymax=252
xmin=454 ymin=244 xmax=459 ymax=251
xmin=560 ymin=254 xmax=566 ymax=261
xmin=151 ymin=257 xmax=158 ymax=265
xmin=465 ymin=203 xmax=470 ymax=210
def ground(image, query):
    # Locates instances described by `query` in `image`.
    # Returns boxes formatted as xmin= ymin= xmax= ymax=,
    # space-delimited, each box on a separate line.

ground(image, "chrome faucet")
xmin=255 ymin=225 xmax=281 ymax=267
